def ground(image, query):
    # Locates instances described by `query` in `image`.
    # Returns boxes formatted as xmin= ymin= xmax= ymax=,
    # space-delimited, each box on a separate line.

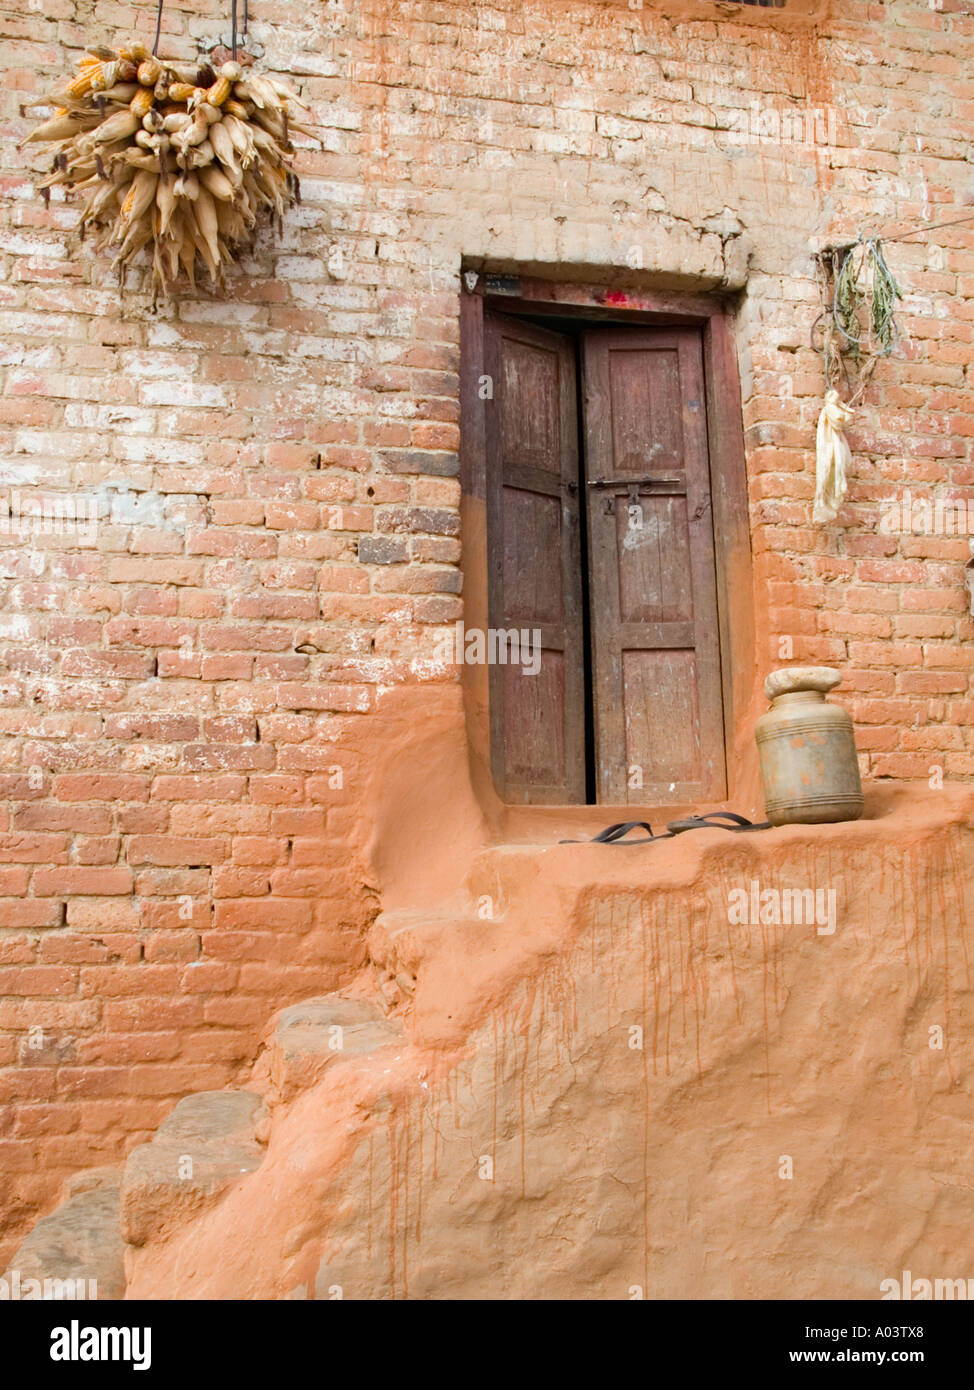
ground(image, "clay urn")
xmin=755 ymin=666 xmax=864 ymax=826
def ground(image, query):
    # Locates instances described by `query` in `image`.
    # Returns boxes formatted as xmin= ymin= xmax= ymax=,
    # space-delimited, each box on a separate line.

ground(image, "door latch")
xmin=586 ymin=475 xmax=684 ymax=491
xmin=587 ymin=475 xmax=685 ymax=515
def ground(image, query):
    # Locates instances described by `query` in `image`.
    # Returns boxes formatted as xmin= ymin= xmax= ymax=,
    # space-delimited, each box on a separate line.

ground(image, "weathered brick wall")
xmin=0 ymin=0 xmax=971 ymax=1258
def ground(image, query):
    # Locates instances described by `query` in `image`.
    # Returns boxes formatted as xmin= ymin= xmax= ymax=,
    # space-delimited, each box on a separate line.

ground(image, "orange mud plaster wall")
xmin=0 ymin=0 xmax=972 ymax=1262
xmin=124 ymin=787 xmax=974 ymax=1299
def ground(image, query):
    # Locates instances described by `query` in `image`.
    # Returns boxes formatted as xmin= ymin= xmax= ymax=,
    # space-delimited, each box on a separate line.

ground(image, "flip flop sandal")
xmin=561 ymin=812 xmax=770 ymax=845
xmin=666 ymin=812 xmax=771 ymax=834
xmin=560 ymin=820 xmax=668 ymax=845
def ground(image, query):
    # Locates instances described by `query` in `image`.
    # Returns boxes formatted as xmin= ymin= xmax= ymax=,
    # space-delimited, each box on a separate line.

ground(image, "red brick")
xmin=150 ymin=775 xmax=247 ymax=801
xmin=77 ymin=1033 xmax=181 ymax=1064
xmin=102 ymin=998 xmax=205 ymax=1032
xmin=74 ymin=836 xmax=121 ymax=865
xmin=0 ymin=867 xmax=30 ymax=894
xmin=0 ymin=833 xmax=69 ymax=863
xmin=79 ymin=966 xmax=180 ymax=998
xmin=12 ymin=1105 xmax=79 ymax=1137
xmin=32 ymin=867 xmax=133 ymax=896
xmin=0 ymin=895 xmax=64 ymax=928
xmin=142 ymin=932 xmax=201 ymax=963
xmin=248 ymin=776 xmax=305 ymax=804
xmin=126 ymin=836 xmax=227 ymax=866
xmin=127 ymin=1063 xmax=233 ymax=1096
xmin=60 ymin=651 xmax=155 ymax=679
xmin=13 ymin=805 xmax=113 ymax=834
xmin=178 ymin=961 xmax=240 ymax=992
xmin=0 ymin=967 xmax=75 ymax=996
xmin=52 ymin=775 xmax=149 ymax=802
xmin=213 ymin=899 xmax=313 ymax=930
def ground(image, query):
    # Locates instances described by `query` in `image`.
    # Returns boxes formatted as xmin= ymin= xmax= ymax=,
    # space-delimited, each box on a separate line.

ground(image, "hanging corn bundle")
xmin=21 ymin=40 xmax=310 ymax=298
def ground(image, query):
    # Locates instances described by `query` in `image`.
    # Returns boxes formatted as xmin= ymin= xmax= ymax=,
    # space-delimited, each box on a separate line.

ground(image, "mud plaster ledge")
xmin=123 ymin=783 xmax=974 ymax=1299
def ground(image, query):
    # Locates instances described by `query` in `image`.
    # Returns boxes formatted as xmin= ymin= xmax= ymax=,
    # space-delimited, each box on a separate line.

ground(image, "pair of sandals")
xmin=561 ymin=811 xmax=770 ymax=845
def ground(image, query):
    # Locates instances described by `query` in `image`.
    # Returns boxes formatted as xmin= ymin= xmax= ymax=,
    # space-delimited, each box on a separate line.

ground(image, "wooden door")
xmin=483 ymin=312 xmax=586 ymax=803
xmin=582 ymin=326 xmax=726 ymax=803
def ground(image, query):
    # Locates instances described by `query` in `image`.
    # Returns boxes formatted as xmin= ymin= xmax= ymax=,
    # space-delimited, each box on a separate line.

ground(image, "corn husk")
xmin=25 ymin=42 xmax=306 ymax=298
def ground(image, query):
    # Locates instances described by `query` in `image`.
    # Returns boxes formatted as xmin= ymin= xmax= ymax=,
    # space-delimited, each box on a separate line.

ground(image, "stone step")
xmin=371 ymin=907 xmax=502 ymax=975
xmin=120 ymin=1089 xmax=266 ymax=1248
xmin=369 ymin=909 xmax=502 ymax=1019
xmin=255 ymin=993 xmax=404 ymax=1103
xmin=463 ymin=843 xmax=550 ymax=919
xmin=3 ymin=1169 xmax=125 ymax=1301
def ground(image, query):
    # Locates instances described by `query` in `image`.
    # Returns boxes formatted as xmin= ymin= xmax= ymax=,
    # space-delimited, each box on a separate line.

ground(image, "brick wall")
xmin=0 ymin=0 xmax=972 ymax=1258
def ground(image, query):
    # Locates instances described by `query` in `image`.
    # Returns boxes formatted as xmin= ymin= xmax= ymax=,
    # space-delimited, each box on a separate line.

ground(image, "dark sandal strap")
xmin=560 ymin=821 xmax=660 ymax=845
xmin=667 ymin=812 xmax=771 ymax=834
xmin=701 ymin=812 xmax=772 ymax=831
xmin=599 ymin=821 xmax=655 ymax=842
xmin=561 ymin=812 xmax=771 ymax=845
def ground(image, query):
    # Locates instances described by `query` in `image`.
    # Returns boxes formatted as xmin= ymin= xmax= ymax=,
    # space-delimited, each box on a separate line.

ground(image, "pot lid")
xmin=765 ymin=666 xmax=842 ymax=700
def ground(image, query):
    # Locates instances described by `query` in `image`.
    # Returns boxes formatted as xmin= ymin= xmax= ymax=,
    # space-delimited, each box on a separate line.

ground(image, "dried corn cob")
xmin=207 ymin=77 xmax=232 ymax=107
xmin=90 ymin=61 xmax=120 ymax=92
xmin=173 ymin=171 xmax=199 ymax=200
xmin=120 ymin=168 xmax=157 ymax=222
xmin=155 ymin=175 xmax=177 ymax=234
xmin=199 ymin=164 xmax=235 ymax=201
xmin=20 ymin=110 xmax=100 ymax=145
xmin=124 ymin=150 xmax=161 ymax=172
xmin=114 ymin=213 xmax=153 ymax=265
xmin=103 ymin=83 xmax=139 ymax=103
xmin=129 ymin=87 xmax=154 ymax=118
xmin=67 ymin=69 xmax=97 ymax=99
xmin=208 ymin=121 xmax=242 ymax=183
xmin=92 ymin=108 xmax=140 ymax=144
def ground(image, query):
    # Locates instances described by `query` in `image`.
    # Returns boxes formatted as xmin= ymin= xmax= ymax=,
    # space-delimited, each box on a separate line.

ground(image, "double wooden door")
xmin=485 ymin=310 xmax=726 ymax=805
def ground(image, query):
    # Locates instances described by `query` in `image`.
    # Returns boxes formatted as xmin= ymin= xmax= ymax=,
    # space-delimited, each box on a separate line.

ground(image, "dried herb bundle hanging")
xmin=809 ymin=237 xmax=906 ymax=524
xmin=834 ymin=238 xmax=903 ymax=360
xmin=816 ymin=237 xmax=905 ymax=405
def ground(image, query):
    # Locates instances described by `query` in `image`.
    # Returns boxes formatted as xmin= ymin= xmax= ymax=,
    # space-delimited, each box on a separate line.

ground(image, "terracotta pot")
xmin=756 ymin=667 xmax=864 ymax=826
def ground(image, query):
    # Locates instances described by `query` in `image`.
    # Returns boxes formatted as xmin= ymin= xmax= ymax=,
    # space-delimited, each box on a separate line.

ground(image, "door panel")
xmin=484 ymin=312 xmax=586 ymax=803
xmin=607 ymin=346 xmax=686 ymax=470
xmin=501 ymin=488 xmax=563 ymax=622
xmin=501 ymin=656 xmax=568 ymax=788
xmin=614 ymin=494 xmax=693 ymax=624
xmin=582 ymin=326 xmax=726 ymax=804
xmin=622 ymin=649 xmax=703 ymax=785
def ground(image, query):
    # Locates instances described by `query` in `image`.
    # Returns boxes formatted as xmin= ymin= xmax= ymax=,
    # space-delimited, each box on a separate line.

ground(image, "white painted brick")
xmin=138 ymin=382 xmax=229 ymax=409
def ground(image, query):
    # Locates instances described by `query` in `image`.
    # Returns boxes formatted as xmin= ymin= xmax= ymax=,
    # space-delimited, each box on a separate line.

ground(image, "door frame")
xmin=459 ymin=274 xmax=755 ymax=810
